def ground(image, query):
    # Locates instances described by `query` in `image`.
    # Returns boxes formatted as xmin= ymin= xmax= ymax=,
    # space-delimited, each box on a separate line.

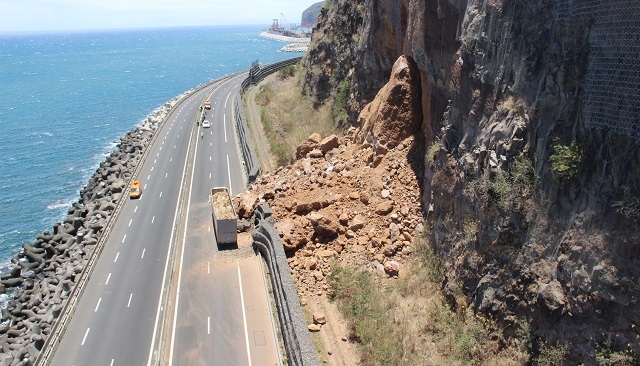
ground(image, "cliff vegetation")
xmin=252 ymin=0 xmax=640 ymax=364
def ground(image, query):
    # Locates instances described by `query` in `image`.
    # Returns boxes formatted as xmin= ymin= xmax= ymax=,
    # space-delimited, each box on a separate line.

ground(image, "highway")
xmin=51 ymin=74 xmax=280 ymax=366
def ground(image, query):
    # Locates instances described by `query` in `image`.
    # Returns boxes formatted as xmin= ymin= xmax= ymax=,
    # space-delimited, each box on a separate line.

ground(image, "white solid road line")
xmin=105 ymin=273 xmax=111 ymax=285
xmin=95 ymin=298 xmax=102 ymax=312
xmin=122 ymin=234 xmax=127 ymax=243
xmin=148 ymin=109 xmax=199 ymax=366
xmin=114 ymin=252 xmax=120 ymax=262
xmin=224 ymin=90 xmax=231 ymax=108
xmin=141 ymin=248 xmax=145 ymax=259
xmin=81 ymin=328 xmax=90 ymax=346
xmin=168 ymin=110 xmax=201 ymax=366
xmin=226 ymin=155 xmax=232 ymax=195
xmin=127 ymin=293 xmax=133 ymax=308
xmin=237 ymin=261 xmax=253 ymax=366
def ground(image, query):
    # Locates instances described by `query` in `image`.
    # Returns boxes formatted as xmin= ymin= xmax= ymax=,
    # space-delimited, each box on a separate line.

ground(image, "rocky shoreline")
xmin=0 ymin=88 xmax=194 ymax=365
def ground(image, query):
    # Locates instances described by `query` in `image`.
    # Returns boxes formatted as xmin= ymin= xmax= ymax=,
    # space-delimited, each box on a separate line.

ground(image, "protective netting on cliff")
xmin=555 ymin=0 xmax=640 ymax=141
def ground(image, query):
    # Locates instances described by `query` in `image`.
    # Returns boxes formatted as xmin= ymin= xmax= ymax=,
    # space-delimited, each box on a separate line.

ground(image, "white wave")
xmin=46 ymin=197 xmax=76 ymax=211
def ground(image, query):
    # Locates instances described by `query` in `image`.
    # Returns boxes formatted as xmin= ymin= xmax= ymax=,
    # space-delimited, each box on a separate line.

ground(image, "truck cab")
xmin=130 ymin=180 xmax=142 ymax=199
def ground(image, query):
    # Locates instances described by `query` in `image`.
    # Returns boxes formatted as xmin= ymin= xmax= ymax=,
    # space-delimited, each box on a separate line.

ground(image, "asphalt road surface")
xmin=51 ymin=74 xmax=281 ymax=366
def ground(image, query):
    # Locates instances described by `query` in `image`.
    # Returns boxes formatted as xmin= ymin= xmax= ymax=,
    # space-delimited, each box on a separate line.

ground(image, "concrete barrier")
xmin=252 ymin=204 xmax=319 ymax=366
xmin=33 ymin=75 xmax=236 ymax=366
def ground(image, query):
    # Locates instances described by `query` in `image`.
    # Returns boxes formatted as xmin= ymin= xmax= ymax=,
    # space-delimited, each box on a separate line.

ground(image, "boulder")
xmin=296 ymin=141 xmax=317 ymax=160
xmin=318 ymin=135 xmax=339 ymax=154
xmin=313 ymin=313 xmax=327 ymax=325
xmin=295 ymin=196 xmax=333 ymax=215
xmin=538 ymin=280 xmax=566 ymax=312
xmin=309 ymin=213 xmax=340 ymax=238
xmin=309 ymin=149 xmax=324 ymax=159
xmin=355 ymin=55 xmax=422 ymax=144
xmin=384 ymin=261 xmax=400 ymax=277
xmin=234 ymin=191 xmax=259 ymax=219
xmin=375 ymin=201 xmax=394 ymax=215
xmin=308 ymin=132 xmax=322 ymax=143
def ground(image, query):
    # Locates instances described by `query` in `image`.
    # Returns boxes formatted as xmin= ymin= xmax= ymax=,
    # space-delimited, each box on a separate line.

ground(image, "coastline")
xmin=259 ymin=31 xmax=310 ymax=44
xmin=0 ymin=85 xmax=197 ymax=364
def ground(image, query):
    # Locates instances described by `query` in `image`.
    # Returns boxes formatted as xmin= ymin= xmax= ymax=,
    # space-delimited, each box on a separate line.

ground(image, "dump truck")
xmin=130 ymin=180 xmax=142 ymax=199
xmin=210 ymin=187 xmax=237 ymax=244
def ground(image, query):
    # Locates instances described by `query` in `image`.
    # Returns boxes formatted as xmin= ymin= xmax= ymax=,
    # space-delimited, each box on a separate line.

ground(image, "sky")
xmin=0 ymin=0 xmax=321 ymax=33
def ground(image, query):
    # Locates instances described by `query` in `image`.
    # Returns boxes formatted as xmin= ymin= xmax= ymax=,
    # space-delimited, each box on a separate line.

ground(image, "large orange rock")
xmin=355 ymin=55 xmax=422 ymax=145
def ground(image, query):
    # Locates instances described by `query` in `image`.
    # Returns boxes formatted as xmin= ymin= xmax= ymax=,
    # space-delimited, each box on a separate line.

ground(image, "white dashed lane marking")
xmin=81 ymin=328 xmax=90 ymax=346
xmin=95 ymin=298 xmax=102 ymax=312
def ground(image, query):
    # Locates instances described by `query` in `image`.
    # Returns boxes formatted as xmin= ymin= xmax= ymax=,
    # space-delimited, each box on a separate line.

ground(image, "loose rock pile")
xmin=0 ymin=93 xmax=188 ymax=365
xmin=235 ymin=128 xmax=424 ymax=299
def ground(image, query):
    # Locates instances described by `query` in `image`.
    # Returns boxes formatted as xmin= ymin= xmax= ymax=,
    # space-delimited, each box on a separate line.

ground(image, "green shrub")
xmin=612 ymin=185 xmax=640 ymax=220
xmin=491 ymin=154 xmax=535 ymax=209
xmin=277 ymin=65 xmax=296 ymax=80
xmin=464 ymin=154 xmax=535 ymax=214
xmin=596 ymin=342 xmax=636 ymax=366
xmin=254 ymin=84 xmax=273 ymax=106
xmin=332 ymin=79 xmax=349 ymax=121
xmin=328 ymin=265 xmax=404 ymax=365
xmin=535 ymin=341 xmax=568 ymax=366
xmin=427 ymin=141 xmax=441 ymax=165
xmin=549 ymin=139 xmax=582 ymax=183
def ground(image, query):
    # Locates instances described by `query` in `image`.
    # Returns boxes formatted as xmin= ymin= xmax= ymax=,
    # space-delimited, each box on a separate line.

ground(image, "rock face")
xmin=301 ymin=0 xmax=640 ymax=363
xmin=355 ymin=55 xmax=422 ymax=145
xmin=301 ymin=1 xmax=324 ymax=28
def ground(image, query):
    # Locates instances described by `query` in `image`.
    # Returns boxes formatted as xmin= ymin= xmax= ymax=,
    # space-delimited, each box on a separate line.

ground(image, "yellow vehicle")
xmin=204 ymin=99 xmax=211 ymax=110
xmin=130 ymin=180 xmax=142 ymax=199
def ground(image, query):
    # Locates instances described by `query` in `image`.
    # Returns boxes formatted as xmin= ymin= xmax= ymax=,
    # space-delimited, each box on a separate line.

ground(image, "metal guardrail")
xmin=235 ymin=57 xmax=302 ymax=182
xmin=34 ymin=76 xmax=231 ymax=366
xmin=35 ymin=59 xmax=305 ymax=364
xmin=252 ymin=204 xmax=319 ymax=366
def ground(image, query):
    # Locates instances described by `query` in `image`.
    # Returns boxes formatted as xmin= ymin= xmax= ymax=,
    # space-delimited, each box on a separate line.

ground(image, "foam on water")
xmin=0 ymin=25 xmax=295 ymax=264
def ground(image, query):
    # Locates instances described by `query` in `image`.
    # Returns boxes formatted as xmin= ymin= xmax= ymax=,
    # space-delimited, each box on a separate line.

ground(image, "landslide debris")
xmin=237 ymin=129 xmax=424 ymax=295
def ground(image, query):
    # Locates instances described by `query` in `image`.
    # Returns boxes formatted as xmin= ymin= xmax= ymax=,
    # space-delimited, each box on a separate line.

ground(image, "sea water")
xmin=0 ymin=25 xmax=296 ymax=270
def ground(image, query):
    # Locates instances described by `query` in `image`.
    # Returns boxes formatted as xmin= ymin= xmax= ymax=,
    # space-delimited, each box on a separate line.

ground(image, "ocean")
xmin=0 ymin=25 xmax=297 ymax=270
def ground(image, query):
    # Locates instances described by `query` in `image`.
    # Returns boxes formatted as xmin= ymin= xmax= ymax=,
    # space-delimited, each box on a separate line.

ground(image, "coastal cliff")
xmin=296 ymin=0 xmax=640 ymax=363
